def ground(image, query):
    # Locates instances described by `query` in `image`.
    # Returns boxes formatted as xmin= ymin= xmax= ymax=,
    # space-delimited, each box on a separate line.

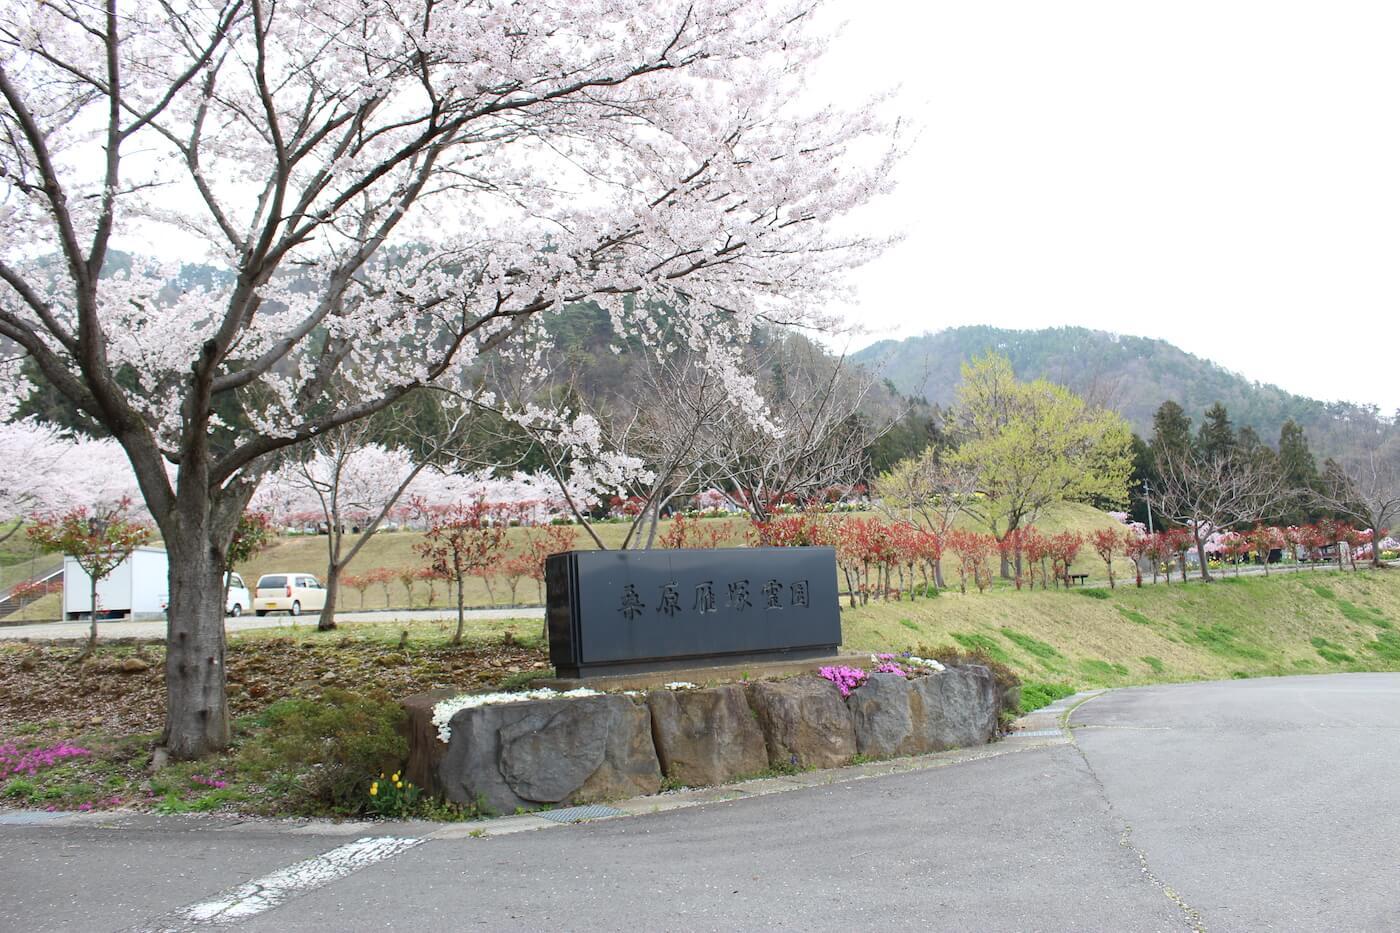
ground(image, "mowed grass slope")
xmin=840 ymin=569 xmax=1400 ymax=689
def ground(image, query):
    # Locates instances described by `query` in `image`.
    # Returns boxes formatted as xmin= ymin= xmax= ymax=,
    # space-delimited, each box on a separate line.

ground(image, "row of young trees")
xmin=1142 ymin=401 xmax=1400 ymax=579
xmin=749 ymin=510 xmax=1122 ymax=604
xmin=1124 ymin=522 xmax=1383 ymax=585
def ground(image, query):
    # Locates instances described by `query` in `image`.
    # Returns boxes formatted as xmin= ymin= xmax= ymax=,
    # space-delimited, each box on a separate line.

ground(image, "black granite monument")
xmin=545 ymin=546 xmax=842 ymax=678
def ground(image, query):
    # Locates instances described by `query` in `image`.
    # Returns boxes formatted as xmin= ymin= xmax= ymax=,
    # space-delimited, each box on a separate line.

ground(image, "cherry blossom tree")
xmin=257 ymin=424 xmax=440 ymax=630
xmin=0 ymin=421 xmax=143 ymax=543
xmin=0 ymin=1 xmax=892 ymax=757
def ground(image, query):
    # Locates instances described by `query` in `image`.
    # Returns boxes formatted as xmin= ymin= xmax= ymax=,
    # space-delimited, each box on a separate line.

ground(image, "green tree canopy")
xmin=1197 ymin=402 xmax=1236 ymax=459
xmin=948 ymin=353 xmax=1133 ymax=560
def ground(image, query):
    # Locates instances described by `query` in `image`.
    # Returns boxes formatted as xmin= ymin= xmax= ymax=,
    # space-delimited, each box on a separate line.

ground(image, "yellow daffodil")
xmin=369 ymin=783 xmax=378 ymax=796
xmin=391 ymin=772 xmax=400 ymax=782
xmin=395 ymin=781 xmax=403 ymax=789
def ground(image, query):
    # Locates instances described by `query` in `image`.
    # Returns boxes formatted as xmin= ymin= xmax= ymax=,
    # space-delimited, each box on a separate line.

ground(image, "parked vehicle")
xmin=253 ymin=573 xmax=327 ymax=617
xmin=65 ymin=547 xmax=168 ymax=621
xmin=226 ymin=572 xmax=251 ymax=617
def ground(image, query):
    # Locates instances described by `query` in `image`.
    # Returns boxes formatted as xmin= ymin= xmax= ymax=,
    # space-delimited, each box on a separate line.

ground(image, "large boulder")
xmin=747 ymin=675 xmax=857 ymax=770
xmin=909 ymin=665 xmax=1000 ymax=750
xmin=439 ymin=695 xmax=660 ymax=815
xmin=846 ymin=673 xmax=919 ymax=759
xmin=648 ymin=685 xmax=768 ymax=787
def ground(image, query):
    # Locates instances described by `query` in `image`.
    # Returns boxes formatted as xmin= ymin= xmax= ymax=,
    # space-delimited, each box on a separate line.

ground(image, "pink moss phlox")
xmin=874 ymin=662 xmax=908 ymax=677
xmin=818 ymin=665 xmax=868 ymax=698
xmin=0 ymin=741 xmax=92 ymax=779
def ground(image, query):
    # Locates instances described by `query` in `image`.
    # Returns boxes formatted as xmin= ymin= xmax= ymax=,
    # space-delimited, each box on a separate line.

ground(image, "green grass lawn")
xmin=838 ymin=567 xmax=1400 ymax=689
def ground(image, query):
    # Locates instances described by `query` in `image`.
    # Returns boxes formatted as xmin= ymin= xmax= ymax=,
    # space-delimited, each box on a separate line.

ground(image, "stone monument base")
xmin=535 ymin=652 xmax=872 ymax=693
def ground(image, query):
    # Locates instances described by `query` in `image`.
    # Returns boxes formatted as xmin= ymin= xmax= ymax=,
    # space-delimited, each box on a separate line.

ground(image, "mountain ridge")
xmin=850 ymin=325 xmax=1384 ymax=453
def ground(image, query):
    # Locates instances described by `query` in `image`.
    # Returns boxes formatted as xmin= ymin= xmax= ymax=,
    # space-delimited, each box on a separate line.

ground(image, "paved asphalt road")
xmin=1 ymin=673 xmax=1397 ymax=931
xmin=0 ymin=607 xmax=545 ymax=641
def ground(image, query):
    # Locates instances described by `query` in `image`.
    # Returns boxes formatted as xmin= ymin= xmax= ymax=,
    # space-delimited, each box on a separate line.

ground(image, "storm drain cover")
xmin=539 ymin=805 xmax=627 ymax=824
xmin=1015 ymin=729 xmax=1062 ymax=737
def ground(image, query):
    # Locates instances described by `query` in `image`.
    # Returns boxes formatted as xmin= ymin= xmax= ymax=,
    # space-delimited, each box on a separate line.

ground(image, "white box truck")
xmin=63 ymin=546 xmax=170 ymax=621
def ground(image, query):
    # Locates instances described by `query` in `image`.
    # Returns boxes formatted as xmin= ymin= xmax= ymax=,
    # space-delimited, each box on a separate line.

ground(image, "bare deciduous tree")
xmin=1150 ymin=445 xmax=1287 ymax=581
xmin=1312 ymin=428 xmax=1400 ymax=569
xmin=711 ymin=338 xmax=882 ymax=523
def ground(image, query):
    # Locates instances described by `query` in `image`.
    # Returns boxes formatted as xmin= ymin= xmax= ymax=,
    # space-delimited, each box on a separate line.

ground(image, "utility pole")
xmin=1142 ymin=480 xmax=1155 ymax=536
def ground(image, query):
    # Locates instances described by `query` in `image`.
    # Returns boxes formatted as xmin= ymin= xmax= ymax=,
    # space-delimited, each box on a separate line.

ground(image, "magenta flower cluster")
xmin=64 ymin=796 xmax=123 ymax=812
xmin=0 ymin=741 xmax=92 ymax=779
xmin=818 ymin=665 xmax=868 ymax=698
xmin=874 ymin=662 xmax=908 ymax=677
xmin=191 ymin=771 xmax=229 ymax=790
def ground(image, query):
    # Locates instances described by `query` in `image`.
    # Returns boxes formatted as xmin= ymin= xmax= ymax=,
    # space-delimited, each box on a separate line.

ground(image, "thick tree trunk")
xmin=163 ymin=523 xmax=231 ymax=759
xmin=934 ymin=558 xmax=945 ymax=589
xmin=1194 ymin=531 xmax=1212 ymax=582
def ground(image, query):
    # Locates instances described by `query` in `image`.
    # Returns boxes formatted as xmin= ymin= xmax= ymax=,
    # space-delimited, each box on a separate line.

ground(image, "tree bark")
xmin=1193 ymin=525 xmax=1212 ymax=582
xmin=319 ymin=569 xmax=341 ymax=631
xmin=162 ymin=518 xmax=232 ymax=759
xmin=87 ymin=573 xmax=99 ymax=652
xmin=453 ymin=576 xmax=466 ymax=645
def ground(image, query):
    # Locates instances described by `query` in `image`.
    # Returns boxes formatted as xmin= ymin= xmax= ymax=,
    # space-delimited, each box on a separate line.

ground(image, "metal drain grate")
xmin=539 ymin=804 xmax=627 ymax=824
xmin=1014 ymin=729 xmax=1062 ymax=737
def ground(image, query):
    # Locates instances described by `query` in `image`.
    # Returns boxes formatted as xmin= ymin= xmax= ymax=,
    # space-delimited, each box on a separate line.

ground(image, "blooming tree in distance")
xmin=0 ymin=421 xmax=144 ymax=543
xmin=0 ymin=1 xmax=893 ymax=755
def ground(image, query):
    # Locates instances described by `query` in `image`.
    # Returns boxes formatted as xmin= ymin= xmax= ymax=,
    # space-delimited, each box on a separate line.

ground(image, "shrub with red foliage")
xmin=659 ymin=513 xmax=725 ymax=550
xmin=1091 ymin=527 xmax=1127 ymax=588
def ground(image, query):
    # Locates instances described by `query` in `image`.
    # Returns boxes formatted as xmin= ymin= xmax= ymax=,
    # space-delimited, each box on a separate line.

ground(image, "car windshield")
xmin=229 ymin=574 xmax=244 ymax=588
xmin=257 ymin=575 xmax=286 ymax=588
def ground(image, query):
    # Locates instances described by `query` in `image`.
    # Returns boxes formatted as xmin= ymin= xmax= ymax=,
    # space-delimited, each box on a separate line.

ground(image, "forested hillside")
xmin=851 ymin=326 xmax=1387 ymax=456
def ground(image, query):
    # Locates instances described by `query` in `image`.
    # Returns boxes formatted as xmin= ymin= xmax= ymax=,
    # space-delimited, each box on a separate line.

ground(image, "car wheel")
xmin=230 ymin=604 xmax=242 ymax=618
xmin=290 ymin=600 xmax=301 ymax=617
xmin=256 ymin=610 xmax=268 ymax=617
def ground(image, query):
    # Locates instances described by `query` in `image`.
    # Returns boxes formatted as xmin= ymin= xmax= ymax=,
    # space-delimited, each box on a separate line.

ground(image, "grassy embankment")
xmin=840 ymin=568 xmax=1400 ymax=692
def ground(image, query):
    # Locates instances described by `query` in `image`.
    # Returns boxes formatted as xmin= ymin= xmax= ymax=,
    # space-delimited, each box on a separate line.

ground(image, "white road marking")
xmin=170 ymin=836 xmax=422 ymax=925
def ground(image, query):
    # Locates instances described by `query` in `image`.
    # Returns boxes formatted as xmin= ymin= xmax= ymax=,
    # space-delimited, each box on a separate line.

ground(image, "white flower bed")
xmin=663 ymin=681 xmax=698 ymax=690
xmin=431 ymin=688 xmax=601 ymax=743
xmin=904 ymin=656 xmax=946 ymax=672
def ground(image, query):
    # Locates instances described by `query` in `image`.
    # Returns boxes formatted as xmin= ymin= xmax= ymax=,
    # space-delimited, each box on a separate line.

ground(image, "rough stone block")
xmin=440 ymin=694 xmax=660 ymax=815
xmin=648 ymin=685 xmax=768 ymax=787
xmin=747 ymin=675 xmax=856 ymax=770
xmin=910 ymin=664 xmax=999 ymax=751
xmin=401 ymin=688 xmax=461 ymax=798
xmin=846 ymin=673 xmax=920 ymax=759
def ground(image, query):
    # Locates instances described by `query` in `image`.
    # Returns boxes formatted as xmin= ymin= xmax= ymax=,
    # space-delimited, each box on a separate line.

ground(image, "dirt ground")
xmin=0 ymin=637 xmax=551 ymax=738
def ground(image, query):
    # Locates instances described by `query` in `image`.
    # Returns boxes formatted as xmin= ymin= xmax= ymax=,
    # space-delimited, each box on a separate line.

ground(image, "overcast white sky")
xmin=809 ymin=1 xmax=1399 ymax=413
